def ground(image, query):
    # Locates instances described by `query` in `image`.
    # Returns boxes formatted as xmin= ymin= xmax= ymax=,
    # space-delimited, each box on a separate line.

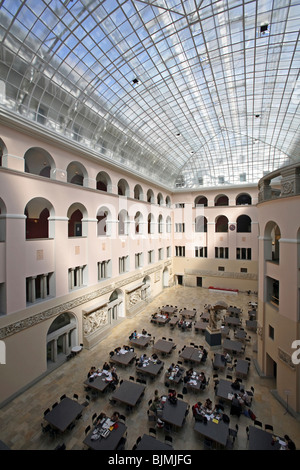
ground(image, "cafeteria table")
xmin=248 ymin=426 xmax=283 ymax=450
xmin=136 ymin=359 xmax=164 ymax=378
xmin=223 ymin=338 xmax=244 ymax=354
xmin=194 ymin=321 xmax=208 ymax=333
xmin=161 ymin=398 xmax=189 ymax=429
xmin=111 ymin=380 xmax=146 ymax=408
xmin=136 ymin=434 xmax=173 ymax=450
xmin=44 ymin=397 xmax=84 ymax=432
xmin=153 ymin=339 xmax=175 ymax=355
xmin=84 ymin=373 xmax=112 ymax=393
xmin=110 ymin=350 xmax=136 ymax=366
xmin=194 ymin=417 xmax=229 ymax=447
xmin=83 ymin=420 xmax=127 ymax=450
xmin=235 ymin=359 xmax=250 ymax=378
xmin=129 ymin=334 xmax=151 ymax=348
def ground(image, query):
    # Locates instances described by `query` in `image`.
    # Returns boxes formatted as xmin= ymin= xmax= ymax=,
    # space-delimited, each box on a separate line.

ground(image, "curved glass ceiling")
xmin=0 ymin=0 xmax=299 ymax=189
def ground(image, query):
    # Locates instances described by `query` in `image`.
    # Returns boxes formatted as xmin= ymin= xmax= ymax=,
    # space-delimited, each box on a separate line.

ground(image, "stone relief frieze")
xmin=278 ymin=347 xmax=296 ymax=370
xmin=83 ymin=307 xmax=108 ymax=337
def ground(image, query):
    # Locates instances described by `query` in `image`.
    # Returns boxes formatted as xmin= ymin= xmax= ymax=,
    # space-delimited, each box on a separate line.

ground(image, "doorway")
xmin=197 ymin=277 xmax=202 ymax=287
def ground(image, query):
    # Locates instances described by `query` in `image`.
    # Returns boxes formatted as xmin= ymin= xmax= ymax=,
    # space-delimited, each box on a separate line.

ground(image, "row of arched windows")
xmin=0 ymin=141 xmax=253 ymax=209
xmin=0 ymin=197 xmax=252 ymax=240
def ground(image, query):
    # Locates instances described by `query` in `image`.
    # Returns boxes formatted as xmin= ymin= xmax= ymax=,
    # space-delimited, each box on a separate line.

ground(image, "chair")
xmin=147 ymin=410 xmax=156 ymax=422
xmin=129 ymin=376 xmax=135 ymax=381
xmin=73 ymin=393 xmax=78 ymax=401
xmin=81 ymin=395 xmax=90 ymax=407
xmin=177 ymin=393 xmax=184 ymax=399
xmin=92 ymin=413 xmax=97 ymax=424
xmin=165 ymin=435 xmax=173 ymax=445
xmin=43 ymin=408 xmax=50 ymax=416
xmin=226 ymin=374 xmax=232 ymax=380
xmin=265 ymin=424 xmax=273 ymax=432
xmin=116 ymin=437 xmax=126 ymax=450
xmin=54 ymin=443 xmax=66 ymax=451
xmin=149 ymin=427 xmax=156 ymax=437
xmin=52 ymin=402 xmax=58 ymax=408
xmin=203 ymin=438 xmax=213 ymax=449
xmin=254 ymin=420 xmax=262 ymax=428
xmin=85 ymin=425 xmax=91 ymax=435
xmin=41 ymin=422 xmax=52 ymax=434
xmin=246 ymin=426 xmax=250 ymax=440
xmin=119 ymin=414 xmax=126 ymax=424
xmin=60 ymin=394 xmax=66 ymax=401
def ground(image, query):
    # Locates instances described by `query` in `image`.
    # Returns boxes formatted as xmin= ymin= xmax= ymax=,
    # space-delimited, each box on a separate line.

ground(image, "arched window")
xmin=215 ymin=215 xmax=228 ymax=232
xmin=147 ymin=189 xmax=154 ymax=203
xmin=67 ymin=162 xmax=87 ymax=186
xmin=135 ymin=211 xmax=143 ymax=234
xmin=134 ymin=184 xmax=143 ymax=200
xmin=67 ymin=203 xmax=87 ymax=237
xmin=24 ymin=147 xmax=54 ymax=178
xmin=166 ymin=216 xmax=172 ymax=233
xmin=117 ymin=179 xmax=129 ymax=196
xmin=25 ymin=198 xmax=53 ymax=239
xmin=97 ymin=207 xmax=110 ymax=236
xmin=264 ymin=221 xmax=281 ymax=262
xmin=215 ymin=194 xmax=229 ymax=206
xmin=236 ymin=193 xmax=252 ymax=205
xmin=157 ymin=193 xmax=164 ymax=206
xmin=165 ymin=196 xmax=171 ymax=208
xmin=96 ymin=171 xmax=112 ymax=192
xmin=237 ymin=215 xmax=251 ymax=232
xmin=195 ymin=195 xmax=208 ymax=207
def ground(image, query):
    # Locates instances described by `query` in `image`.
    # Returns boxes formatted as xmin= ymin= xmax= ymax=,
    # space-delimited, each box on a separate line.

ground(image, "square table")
xmin=224 ymin=316 xmax=241 ymax=327
xmin=111 ymin=380 xmax=146 ymax=408
xmin=179 ymin=346 xmax=195 ymax=361
xmin=136 ymin=359 xmax=164 ymax=378
xmin=235 ymin=359 xmax=250 ymax=378
xmin=110 ymin=350 xmax=136 ymax=366
xmin=194 ymin=418 xmax=229 ymax=447
xmin=84 ymin=373 xmax=112 ymax=393
xmin=246 ymin=320 xmax=257 ymax=331
xmin=223 ymin=338 xmax=244 ymax=354
xmin=194 ymin=321 xmax=208 ymax=333
xmin=161 ymin=306 xmax=177 ymax=315
xmin=151 ymin=314 xmax=169 ymax=325
xmin=129 ymin=335 xmax=151 ymax=348
xmin=215 ymin=379 xmax=242 ymax=403
xmin=136 ymin=434 xmax=173 ymax=450
xmin=234 ymin=329 xmax=247 ymax=341
xmin=44 ymin=397 xmax=84 ymax=432
xmin=181 ymin=309 xmax=196 ymax=319
xmin=200 ymin=312 xmax=210 ymax=321
xmin=153 ymin=339 xmax=175 ymax=355
xmin=213 ymin=353 xmax=227 ymax=371
xmin=165 ymin=366 xmax=185 ymax=385
xmin=227 ymin=307 xmax=242 ymax=316
xmin=248 ymin=426 xmax=282 ymax=450
xmin=169 ymin=316 xmax=179 ymax=326
xmin=83 ymin=420 xmax=127 ymax=450
xmin=161 ymin=398 xmax=189 ymax=428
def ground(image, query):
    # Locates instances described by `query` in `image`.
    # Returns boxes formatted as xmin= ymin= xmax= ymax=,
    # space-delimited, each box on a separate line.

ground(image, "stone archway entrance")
xmin=46 ymin=312 xmax=78 ymax=367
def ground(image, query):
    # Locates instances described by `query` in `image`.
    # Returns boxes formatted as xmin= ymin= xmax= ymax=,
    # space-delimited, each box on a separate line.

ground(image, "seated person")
xmin=114 ymin=347 xmax=121 ymax=354
xmin=199 ymin=372 xmax=207 ymax=390
xmin=168 ymin=389 xmax=177 ymax=404
xmin=150 ymin=397 xmax=163 ymax=413
xmin=192 ymin=401 xmax=202 ymax=417
xmin=231 ymin=378 xmax=241 ymax=390
xmin=230 ymin=393 xmax=242 ymax=417
xmin=138 ymin=353 xmax=147 ymax=366
xmin=203 ymin=398 xmax=213 ymax=411
xmin=224 ymin=352 xmax=232 ymax=363
xmin=96 ymin=412 xmax=107 ymax=426
xmin=151 ymin=353 xmax=158 ymax=361
xmin=142 ymin=328 xmax=147 ymax=335
xmin=102 ymin=362 xmax=111 ymax=371
xmin=87 ymin=366 xmax=96 ymax=378
xmin=111 ymin=411 xmax=120 ymax=422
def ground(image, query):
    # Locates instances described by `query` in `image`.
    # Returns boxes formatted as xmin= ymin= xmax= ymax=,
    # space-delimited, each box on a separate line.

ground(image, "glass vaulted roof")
xmin=0 ymin=0 xmax=299 ymax=189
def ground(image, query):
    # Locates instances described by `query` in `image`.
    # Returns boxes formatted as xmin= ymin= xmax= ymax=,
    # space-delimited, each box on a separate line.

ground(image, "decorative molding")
xmin=184 ymin=268 xmax=258 ymax=280
xmin=0 ymin=264 xmax=166 ymax=339
xmin=278 ymin=347 xmax=296 ymax=371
